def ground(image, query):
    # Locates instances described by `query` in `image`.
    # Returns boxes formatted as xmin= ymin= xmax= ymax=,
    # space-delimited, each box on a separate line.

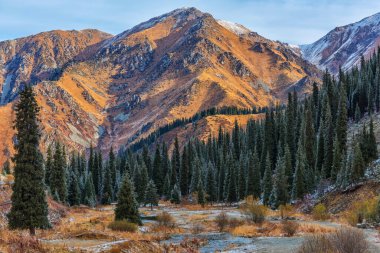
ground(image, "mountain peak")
xmin=300 ymin=12 xmax=380 ymax=74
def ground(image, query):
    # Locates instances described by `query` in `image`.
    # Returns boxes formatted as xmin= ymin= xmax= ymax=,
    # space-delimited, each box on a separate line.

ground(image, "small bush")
xmin=344 ymin=198 xmax=377 ymax=226
xmin=279 ymin=204 xmax=294 ymax=219
xmin=215 ymin=212 xmax=229 ymax=232
xmin=297 ymin=227 xmax=368 ymax=253
xmin=297 ymin=234 xmax=333 ymax=253
xmin=228 ymin=217 xmax=244 ymax=229
xmin=241 ymin=197 xmax=267 ymax=224
xmin=312 ymin=204 xmax=329 ymax=221
xmin=108 ymin=220 xmax=138 ymax=232
xmin=281 ymin=220 xmax=299 ymax=237
xmin=156 ymin=211 xmax=176 ymax=228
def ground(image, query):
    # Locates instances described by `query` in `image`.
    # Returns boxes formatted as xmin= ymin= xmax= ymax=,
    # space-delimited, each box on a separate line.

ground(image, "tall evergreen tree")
xmin=262 ymin=153 xmax=272 ymax=205
xmin=50 ymin=142 xmax=67 ymax=203
xmin=8 ymin=86 xmax=49 ymax=235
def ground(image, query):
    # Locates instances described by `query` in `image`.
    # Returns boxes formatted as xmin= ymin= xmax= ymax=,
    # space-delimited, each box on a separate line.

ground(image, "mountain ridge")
xmin=0 ymin=7 xmax=321 ymax=164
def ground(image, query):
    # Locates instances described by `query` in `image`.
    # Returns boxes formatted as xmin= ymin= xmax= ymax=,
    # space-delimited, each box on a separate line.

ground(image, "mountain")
xmin=0 ymin=7 xmax=320 ymax=163
xmin=300 ymin=12 xmax=380 ymax=74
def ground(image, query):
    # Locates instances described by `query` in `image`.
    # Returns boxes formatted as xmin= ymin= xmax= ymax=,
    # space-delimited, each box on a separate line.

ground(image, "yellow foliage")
xmin=312 ymin=204 xmax=330 ymax=221
xmin=343 ymin=197 xmax=378 ymax=226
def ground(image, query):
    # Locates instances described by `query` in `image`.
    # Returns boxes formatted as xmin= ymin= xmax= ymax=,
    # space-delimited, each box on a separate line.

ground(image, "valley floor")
xmin=5 ymin=203 xmax=377 ymax=253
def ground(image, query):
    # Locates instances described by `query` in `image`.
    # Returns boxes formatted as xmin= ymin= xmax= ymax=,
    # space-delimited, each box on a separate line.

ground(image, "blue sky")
xmin=0 ymin=0 xmax=379 ymax=44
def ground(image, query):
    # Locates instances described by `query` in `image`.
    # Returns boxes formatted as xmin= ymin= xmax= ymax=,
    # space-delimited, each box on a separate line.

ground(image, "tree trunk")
xmin=29 ymin=226 xmax=36 ymax=236
xmin=150 ymin=203 xmax=153 ymax=210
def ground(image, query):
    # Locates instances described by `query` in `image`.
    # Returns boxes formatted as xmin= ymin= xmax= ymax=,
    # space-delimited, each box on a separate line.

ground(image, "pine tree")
xmin=162 ymin=173 xmax=171 ymax=199
xmin=135 ymin=163 xmax=149 ymax=204
xmin=115 ymin=173 xmax=141 ymax=225
xmin=180 ymin=146 xmax=189 ymax=195
xmin=68 ymin=169 xmax=81 ymax=206
xmin=2 ymin=160 xmax=11 ymax=175
xmin=246 ymin=152 xmax=261 ymax=198
xmin=83 ymin=173 xmax=97 ymax=207
xmin=152 ymin=146 xmax=163 ymax=195
xmin=206 ymin=165 xmax=217 ymax=204
xmin=170 ymin=183 xmax=181 ymax=204
xmin=171 ymin=137 xmax=181 ymax=188
xmin=102 ymin=165 xmax=113 ymax=205
xmin=270 ymin=154 xmax=288 ymax=209
xmin=352 ymin=143 xmax=365 ymax=182
xmin=45 ymin=145 xmax=53 ymax=187
xmin=8 ymin=86 xmax=50 ymax=235
xmin=368 ymin=117 xmax=378 ymax=161
xmin=262 ymin=153 xmax=272 ymax=205
xmin=50 ymin=142 xmax=67 ymax=203
xmin=197 ymin=179 xmax=206 ymax=207
xmin=145 ymin=180 xmax=159 ymax=210
xmin=292 ymin=143 xmax=306 ymax=200
xmin=108 ymin=147 xmax=116 ymax=200
xmin=336 ymin=83 xmax=348 ymax=151
xmin=190 ymin=157 xmax=201 ymax=193
xmin=331 ymin=135 xmax=341 ymax=181
xmin=225 ymin=155 xmax=238 ymax=204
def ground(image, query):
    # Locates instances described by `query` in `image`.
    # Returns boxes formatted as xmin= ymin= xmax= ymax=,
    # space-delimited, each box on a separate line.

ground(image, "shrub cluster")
xmin=108 ymin=220 xmax=138 ymax=232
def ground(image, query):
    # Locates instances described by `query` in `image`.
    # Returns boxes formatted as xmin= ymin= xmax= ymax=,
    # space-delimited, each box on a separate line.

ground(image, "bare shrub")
xmin=228 ymin=217 xmax=244 ymax=229
xmin=297 ymin=227 xmax=369 ymax=253
xmin=241 ymin=196 xmax=267 ymax=224
xmin=330 ymin=227 xmax=368 ymax=253
xmin=281 ymin=220 xmax=299 ymax=237
xmin=215 ymin=212 xmax=229 ymax=232
xmin=157 ymin=211 xmax=176 ymax=228
xmin=312 ymin=203 xmax=330 ymax=221
xmin=297 ymin=234 xmax=333 ymax=253
xmin=279 ymin=204 xmax=294 ymax=219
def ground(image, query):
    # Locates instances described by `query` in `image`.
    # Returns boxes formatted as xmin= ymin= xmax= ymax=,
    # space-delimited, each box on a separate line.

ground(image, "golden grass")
xmin=231 ymin=221 xmax=337 ymax=238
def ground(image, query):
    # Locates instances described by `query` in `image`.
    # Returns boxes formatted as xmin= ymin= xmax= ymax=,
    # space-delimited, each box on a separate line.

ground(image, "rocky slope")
xmin=0 ymin=7 xmax=320 ymax=165
xmin=300 ymin=12 xmax=380 ymax=74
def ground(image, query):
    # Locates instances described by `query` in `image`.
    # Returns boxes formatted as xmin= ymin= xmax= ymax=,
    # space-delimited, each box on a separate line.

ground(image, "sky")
xmin=0 ymin=0 xmax=380 ymax=45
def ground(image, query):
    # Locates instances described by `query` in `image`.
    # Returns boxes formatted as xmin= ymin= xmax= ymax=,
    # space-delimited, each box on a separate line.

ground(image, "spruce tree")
xmin=102 ymin=165 xmax=113 ymax=205
xmin=291 ymin=143 xmax=306 ymax=200
xmin=115 ymin=173 xmax=141 ymax=225
xmin=45 ymin=145 xmax=53 ymax=187
xmin=145 ymin=180 xmax=159 ymax=210
xmin=68 ymin=169 xmax=81 ymax=206
xmin=270 ymin=154 xmax=288 ymax=209
xmin=206 ymin=165 xmax=217 ymax=204
xmin=352 ymin=143 xmax=365 ymax=182
xmin=50 ymin=142 xmax=67 ymax=203
xmin=170 ymin=183 xmax=181 ymax=204
xmin=135 ymin=163 xmax=149 ymax=204
xmin=162 ymin=173 xmax=171 ymax=199
xmin=83 ymin=173 xmax=97 ymax=207
xmin=246 ymin=152 xmax=261 ymax=199
xmin=8 ymin=86 xmax=50 ymax=235
xmin=262 ymin=153 xmax=272 ymax=205
xmin=197 ymin=179 xmax=206 ymax=207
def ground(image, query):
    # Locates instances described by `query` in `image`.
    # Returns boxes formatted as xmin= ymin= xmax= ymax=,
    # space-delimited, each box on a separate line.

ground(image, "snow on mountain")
xmin=217 ymin=20 xmax=251 ymax=35
xmin=300 ymin=12 xmax=380 ymax=74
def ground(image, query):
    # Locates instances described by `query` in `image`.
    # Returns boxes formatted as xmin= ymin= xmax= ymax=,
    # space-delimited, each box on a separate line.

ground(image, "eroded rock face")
xmin=0 ymin=7 xmax=321 ymax=163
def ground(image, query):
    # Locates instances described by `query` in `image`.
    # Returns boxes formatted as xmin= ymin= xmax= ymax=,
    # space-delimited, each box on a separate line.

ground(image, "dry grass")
xmin=297 ymin=227 xmax=369 ymax=253
xmin=231 ymin=221 xmax=336 ymax=238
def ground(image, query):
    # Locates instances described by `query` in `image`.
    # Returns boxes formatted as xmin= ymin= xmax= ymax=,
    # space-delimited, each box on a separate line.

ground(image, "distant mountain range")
xmin=0 ymin=7 xmax=379 ymax=163
xmin=300 ymin=12 xmax=380 ymax=74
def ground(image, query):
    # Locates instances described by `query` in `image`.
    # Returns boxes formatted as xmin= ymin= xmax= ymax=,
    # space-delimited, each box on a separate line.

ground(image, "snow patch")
xmin=217 ymin=20 xmax=251 ymax=36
